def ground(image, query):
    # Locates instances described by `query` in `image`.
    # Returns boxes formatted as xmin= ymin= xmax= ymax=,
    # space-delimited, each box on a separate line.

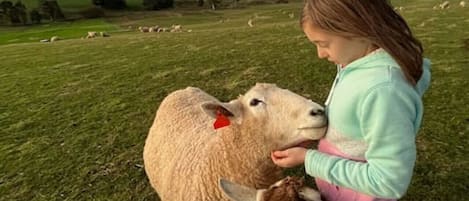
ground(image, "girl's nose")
xmin=317 ymin=49 xmax=328 ymax=59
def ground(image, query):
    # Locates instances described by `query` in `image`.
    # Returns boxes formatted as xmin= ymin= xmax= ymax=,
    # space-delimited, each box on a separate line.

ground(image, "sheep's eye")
xmin=250 ymin=98 xmax=263 ymax=106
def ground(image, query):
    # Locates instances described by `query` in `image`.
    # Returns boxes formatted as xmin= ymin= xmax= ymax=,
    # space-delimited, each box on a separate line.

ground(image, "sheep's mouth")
xmin=297 ymin=125 xmax=327 ymax=130
xmin=276 ymin=140 xmax=314 ymax=151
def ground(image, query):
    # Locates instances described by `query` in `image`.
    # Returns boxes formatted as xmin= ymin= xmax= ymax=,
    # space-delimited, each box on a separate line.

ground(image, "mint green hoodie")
xmin=304 ymin=49 xmax=431 ymax=199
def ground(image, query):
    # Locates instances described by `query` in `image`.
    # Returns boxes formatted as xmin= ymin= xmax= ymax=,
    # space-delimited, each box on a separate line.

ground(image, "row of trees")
xmin=0 ymin=0 xmax=250 ymax=25
xmin=92 ymin=0 xmax=174 ymax=10
xmin=0 ymin=0 xmax=64 ymax=25
xmin=92 ymin=0 xmax=229 ymax=10
xmin=0 ymin=0 xmax=177 ymax=25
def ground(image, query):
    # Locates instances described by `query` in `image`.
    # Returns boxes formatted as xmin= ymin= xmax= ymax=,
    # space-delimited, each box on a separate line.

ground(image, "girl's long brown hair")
xmin=301 ymin=0 xmax=423 ymax=86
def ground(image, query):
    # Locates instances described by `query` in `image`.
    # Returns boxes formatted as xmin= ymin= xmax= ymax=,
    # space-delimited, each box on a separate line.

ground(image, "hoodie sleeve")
xmin=305 ymin=83 xmax=422 ymax=199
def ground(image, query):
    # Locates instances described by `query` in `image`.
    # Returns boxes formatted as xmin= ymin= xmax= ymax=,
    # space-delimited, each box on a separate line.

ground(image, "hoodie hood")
xmin=416 ymin=58 xmax=431 ymax=97
xmin=342 ymin=49 xmax=431 ymax=97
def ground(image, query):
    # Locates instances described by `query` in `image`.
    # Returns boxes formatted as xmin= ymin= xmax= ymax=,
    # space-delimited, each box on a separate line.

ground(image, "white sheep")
xmin=170 ymin=24 xmax=182 ymax=32
xmin=393 ymin=6 xmax=404 ymax=11
xmin=86 ymin=31 xmax=97 ymax=39
xmin=99 ymin=32 xmax=110 ymax=37
xmin=143 ymin=83 xmax=327 ymax=201
xmin=460 ymin=1 xmax=466 ymax=7
xmin=248 ymin=19 xmax=254 ymax=27
xmin=138 ymin=26 xmax=149 ymax=32
xmin=220 ymin=176 xmax=322 ymax=201
xmin=440 ymin=1 xmax=450 ymax=9
xmin=50 ymin=36 xmax=60 ymax=42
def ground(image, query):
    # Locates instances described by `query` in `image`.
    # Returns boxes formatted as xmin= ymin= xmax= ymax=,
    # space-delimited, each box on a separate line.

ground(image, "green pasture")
xmin=0 ymin=19 xmax=121 ymax=44
xmin=0 ymin=0 xmax=468 ymax=200
xmin=13 ymin=0 xmax=144 ymax=11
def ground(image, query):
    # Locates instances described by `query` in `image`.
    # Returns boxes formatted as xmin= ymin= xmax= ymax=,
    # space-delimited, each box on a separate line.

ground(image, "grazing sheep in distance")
xmin=84 ymin=31 xmax=110 ymax=39
xmin=170 ymin=24 xmax=182 ymax=32
xmin=39 ymin=36 xmax=60 ymax=42
xmin=220 ymin=176 xmax=322 ymax=201
xmin=99 ymin=32 xmax=110 ymax=37
xmin=86 ymin=32 xmax=97 ymax=38
xmin=138 ymin=26 xmax=149 ymax=32
xmin=50 ymin=36 xmax=60 ymax=42
xmin=440 ymin=1 xmax=450 ymax=9
xmin=139 ymin=25 xmax=182 ymax=33
xmin=460 ymin=1 xmax=466 ymax=7
xmin=248 ymin=19 xmax=254 ymax=27
xmin=143 ymin=83 xmax=327 ymax=201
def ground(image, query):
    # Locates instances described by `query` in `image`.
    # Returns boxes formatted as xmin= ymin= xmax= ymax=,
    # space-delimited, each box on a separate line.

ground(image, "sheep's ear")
xmin=219 ymin=178 xmax=258 ymax=201
xmin=201 ymin=100 xmax=243 ymax=124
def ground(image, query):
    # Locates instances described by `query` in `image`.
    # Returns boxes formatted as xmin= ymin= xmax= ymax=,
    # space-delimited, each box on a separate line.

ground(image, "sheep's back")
xmin=143 ymin=87 xmax=218 ymax=199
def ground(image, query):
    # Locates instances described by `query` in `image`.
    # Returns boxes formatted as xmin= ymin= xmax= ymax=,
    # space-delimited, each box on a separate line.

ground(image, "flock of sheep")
xmin=434 ymin=1 xmax=465 ymax=9
xmin=143 ymin=84 xmax=327 ymax=201
xmin=39 ymin=24 xmax=187 ymax=43
xmin=392 ymin=0 xmax=465 ymax=11
xmin=40 ymin=1 xmax=465 ymax=43
xmin=137 ymin=24 xmax=189 ymax=33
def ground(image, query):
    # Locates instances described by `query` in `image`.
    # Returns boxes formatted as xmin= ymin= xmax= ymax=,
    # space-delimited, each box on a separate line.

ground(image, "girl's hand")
xmin=271 ymin=147 xmax=307 ymax=168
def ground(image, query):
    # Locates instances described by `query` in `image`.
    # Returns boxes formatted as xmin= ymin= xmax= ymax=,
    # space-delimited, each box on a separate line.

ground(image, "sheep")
xmin=50 ymin=36 xmax=60 ymax=42
xmin=99 ymin=32 xmax=110 ymax=37
xmin=84 ymin=31 xmax=109 ymax=39
xmin=86 ymin=31 xmax=97 ymax=39
xmin=170 ymin=24 xmax=182 ymax=32
xmin=138 ymin=26 xmax=149 ymax=32
xmin=248 ymin=19 xmax=254 ymax=27
xmin=138 ymin=25 xmax=183 ymax=33
xmin=460 ymin=1 xmax=466 ymax=7
xmin=143 ymin=83 xmax=327 ymax=201
xmin=440 ymin=1 xmax=450 ymax=9
xmin=393 ymin=6 xmax=404 ymax=11
xmin=40 ymin=36 xmax=59 ymax=42
xmin=220 ymin=176 xmax=322 ymax=201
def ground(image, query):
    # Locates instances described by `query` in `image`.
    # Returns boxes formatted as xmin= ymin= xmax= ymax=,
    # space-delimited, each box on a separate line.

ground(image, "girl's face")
xmin=303 ymin=23 xmax=377 ymax=67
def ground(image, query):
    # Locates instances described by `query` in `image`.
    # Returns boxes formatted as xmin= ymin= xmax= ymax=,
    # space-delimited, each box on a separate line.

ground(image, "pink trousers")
xmin=315 ymin=139 xmax=396 ymax=201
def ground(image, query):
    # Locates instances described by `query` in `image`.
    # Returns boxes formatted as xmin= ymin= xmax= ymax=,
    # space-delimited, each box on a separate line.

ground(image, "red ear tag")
xmin=214 ymin=110 xmax=230 ymax=129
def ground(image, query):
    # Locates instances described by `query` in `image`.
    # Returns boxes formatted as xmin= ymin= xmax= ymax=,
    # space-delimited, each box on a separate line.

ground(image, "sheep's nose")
xmin=309 ymin=108 xmax=325 ymax=117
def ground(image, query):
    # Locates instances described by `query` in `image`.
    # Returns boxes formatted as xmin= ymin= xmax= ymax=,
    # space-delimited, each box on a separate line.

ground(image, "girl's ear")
xmin=200 ymin=100 xmax=243 ymax=124
xmin=219 ymin=178 xmax=258 ymax=201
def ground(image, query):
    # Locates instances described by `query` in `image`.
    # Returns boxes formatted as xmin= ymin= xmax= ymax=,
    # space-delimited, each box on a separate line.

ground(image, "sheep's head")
xmin=219 ymin=176 xmax=322 ymax=201
xmin=201 ymin=83 xmax=327 ymax=152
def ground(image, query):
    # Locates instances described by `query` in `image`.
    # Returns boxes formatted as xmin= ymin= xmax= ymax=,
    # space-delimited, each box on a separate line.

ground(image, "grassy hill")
xmin=0 ymin=0 xmax=468 ymax=200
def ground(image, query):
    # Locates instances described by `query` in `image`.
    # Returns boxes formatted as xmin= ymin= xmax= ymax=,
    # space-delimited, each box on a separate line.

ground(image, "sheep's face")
xmin=202 ymin=83 xmax=327 ymax=151
xmin=241 ymin=83 xmax=327 ymax=151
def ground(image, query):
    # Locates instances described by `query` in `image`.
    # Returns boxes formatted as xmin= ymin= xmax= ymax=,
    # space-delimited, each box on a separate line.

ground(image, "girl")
xmin=271 ymin=0 xmax=431 ymax=201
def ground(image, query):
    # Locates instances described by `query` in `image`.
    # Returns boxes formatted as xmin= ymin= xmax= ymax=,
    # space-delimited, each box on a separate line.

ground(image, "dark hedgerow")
xmin=80 ymin=6 xmax=105 ymax=19
xmin=143 ymin=0 xmax=174 ymax=10
xmin=92 ymin=0 xmax=127 ymax=9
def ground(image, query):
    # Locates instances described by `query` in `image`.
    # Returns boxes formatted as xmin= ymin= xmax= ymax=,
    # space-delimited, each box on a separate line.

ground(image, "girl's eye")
xmin=313 ymin=41 xmax=329 ymax=48
xmin=250 ymin=99 xmax=263 ymax=106
xmin=318 ymin=43 xmax=329 ymax=48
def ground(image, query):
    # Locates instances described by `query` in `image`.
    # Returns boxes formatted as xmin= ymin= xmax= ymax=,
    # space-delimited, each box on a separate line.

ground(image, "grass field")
xmin=14 ymin=0 xmax=144 ymax=11
xmin=0 ymin=0 xmax=468 ymax=200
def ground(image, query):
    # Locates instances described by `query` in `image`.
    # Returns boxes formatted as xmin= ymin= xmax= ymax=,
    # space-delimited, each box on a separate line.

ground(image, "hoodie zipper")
xmin=325 ymin=65 xmax=343 ymax=107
